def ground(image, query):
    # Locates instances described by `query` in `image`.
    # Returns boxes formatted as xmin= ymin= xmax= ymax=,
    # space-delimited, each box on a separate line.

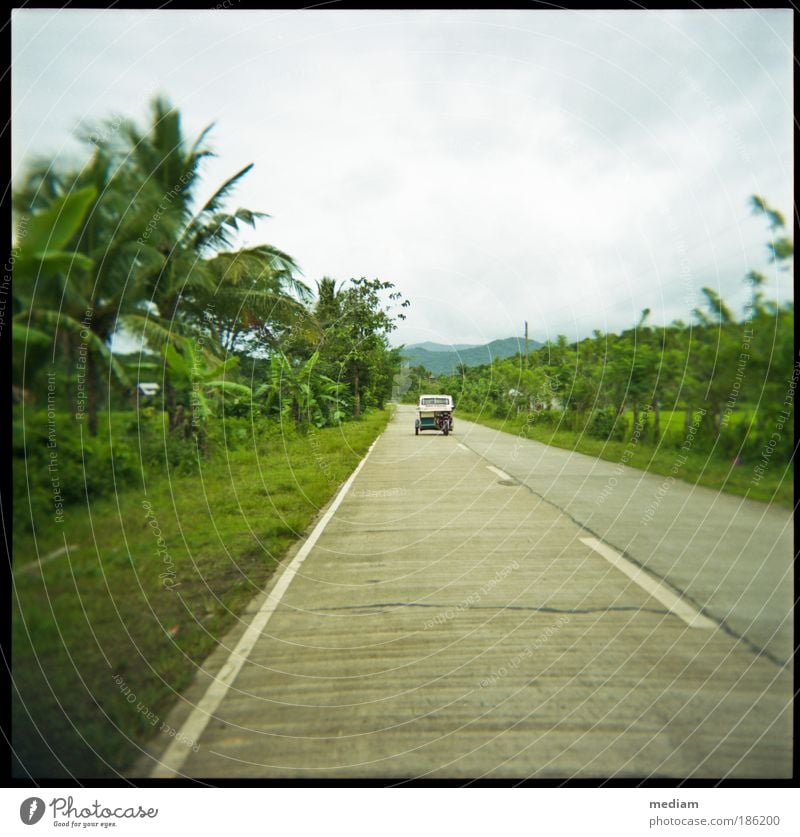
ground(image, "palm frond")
xmin=162 ymin=341 xmax=191 ymax=378
xmin=12 ymin=323 xmax=53 ymax=348
xmin=121 ymin=313 xmax=192 ymax=353
xmin=206 ymin=380 xmax=252 ymax=397
xmin=186 ymin=208 xmax=269 ymax=254
xmin=188 ymin=121 xmax=217 ymax=159
xmin=19 ymin=308 xmax=130 ymax=385
xmin=193 ymin=164 xmax=255 ymax=222
xmin=200 ymin=354 xmax=240 ymax=381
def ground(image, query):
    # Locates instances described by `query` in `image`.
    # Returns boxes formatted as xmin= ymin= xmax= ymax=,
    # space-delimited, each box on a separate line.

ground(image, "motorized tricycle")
xmin=415 ymin=394 xmax=454 ymax=436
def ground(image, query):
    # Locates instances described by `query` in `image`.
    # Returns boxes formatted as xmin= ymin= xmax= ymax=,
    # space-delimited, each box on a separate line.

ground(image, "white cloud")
xmin=12 ymin=9 xmax=793 ymax=347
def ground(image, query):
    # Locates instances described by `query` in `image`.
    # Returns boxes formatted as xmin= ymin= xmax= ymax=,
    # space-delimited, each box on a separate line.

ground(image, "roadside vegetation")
xmin=12 ymin=410 xmax=390 ymax=778
xmin=11 ymin=97 xmax=407 ymax=776
xmin=404 ymin=196 xmax=794 ymax=508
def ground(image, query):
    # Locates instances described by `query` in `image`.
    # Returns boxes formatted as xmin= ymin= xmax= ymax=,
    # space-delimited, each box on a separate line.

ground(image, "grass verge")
xmin=457 ymin=409 xmax=792 ymax=508
xmin=12 ymin=409 xmax=391 ymax=778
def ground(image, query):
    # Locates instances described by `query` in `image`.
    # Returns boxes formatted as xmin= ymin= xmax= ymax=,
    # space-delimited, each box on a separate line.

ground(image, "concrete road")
xmin=456 ymin=413 xmax=794 ymax=665
xmin=144 ymin=406 xmax=792 ymax=779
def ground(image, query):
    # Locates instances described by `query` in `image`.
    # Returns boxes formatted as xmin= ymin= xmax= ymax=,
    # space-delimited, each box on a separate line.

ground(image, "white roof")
xmin=418 ymin=394 xmax=453 ymax=406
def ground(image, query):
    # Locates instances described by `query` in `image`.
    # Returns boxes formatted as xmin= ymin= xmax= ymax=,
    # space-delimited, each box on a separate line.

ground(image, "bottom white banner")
xmin=3 ymin=787 xmax=797 ymax=837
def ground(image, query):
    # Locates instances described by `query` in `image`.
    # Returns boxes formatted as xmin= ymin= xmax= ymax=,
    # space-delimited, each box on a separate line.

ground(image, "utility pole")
xmin=524 ymin=320 xmax=529 ymax=368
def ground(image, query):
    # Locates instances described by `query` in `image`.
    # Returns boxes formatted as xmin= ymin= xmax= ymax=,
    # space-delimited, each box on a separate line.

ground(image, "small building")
xmin=136 ymin=382 xmax=160 ymax=399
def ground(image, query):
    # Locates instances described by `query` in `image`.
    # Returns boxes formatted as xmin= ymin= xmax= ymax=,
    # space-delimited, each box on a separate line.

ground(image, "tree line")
xmin=12 ymin=96 xmax=408 ymax=431
xmin=12 ymin=96 xmax=408 ymax=528
xmin=407 ymin=196 xmax=794 ymax=465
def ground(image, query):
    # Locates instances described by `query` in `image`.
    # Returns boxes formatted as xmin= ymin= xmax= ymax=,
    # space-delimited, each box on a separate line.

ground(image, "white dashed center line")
xmin=487 ymin=465 xmax=513 ymax=481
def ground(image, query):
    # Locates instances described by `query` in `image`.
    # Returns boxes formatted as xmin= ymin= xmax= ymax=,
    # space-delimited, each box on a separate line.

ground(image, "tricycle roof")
xmin=418 ymin=394 xmax=454 ymax=409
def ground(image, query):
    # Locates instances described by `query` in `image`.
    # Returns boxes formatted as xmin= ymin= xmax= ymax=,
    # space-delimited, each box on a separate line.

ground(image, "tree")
xmin=199 ymin=246 xmax=312 ymax=355
xmin=12 ymin=180 xmax=135 ymax=433
xmin=316 ymin=277 xmax=409 ymax=416
xmin=13 ymin=98 xmax=286 ymax=434
xmin=750 ymin=195 xmax=793 ymax=268
xmin=742 ymin=195 xmax=794 ymax=458
xmin=110 ymin=96 xmax=305 ymax=424
xmin=255 ymin=351 xmax=345 ymax=427
xmin=118 ymin=99 xmax=266 ymax=335
xmin=161 ymin=338 xmax=251 ymax=443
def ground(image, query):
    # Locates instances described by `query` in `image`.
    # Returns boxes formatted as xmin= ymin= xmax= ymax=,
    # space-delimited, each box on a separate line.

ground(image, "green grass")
xmin=457 ymin=409 xmax=792 ymax=508
xmin=620 ymin=408 xmax=750 ymax=444
xmin=12 ymin=409 xmax=392 ymax=778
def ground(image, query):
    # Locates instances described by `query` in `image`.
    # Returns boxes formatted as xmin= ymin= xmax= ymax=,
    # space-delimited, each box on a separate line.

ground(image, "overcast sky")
xmin=12 ymin=8 xmax=793 ymax=347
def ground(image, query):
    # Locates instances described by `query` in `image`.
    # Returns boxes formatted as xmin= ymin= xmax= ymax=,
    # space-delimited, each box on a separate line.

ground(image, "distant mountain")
xmin=400 ymin=337 xmax=542 ymax=375
xmin=408 ymin=341 xmax=481 ymax=353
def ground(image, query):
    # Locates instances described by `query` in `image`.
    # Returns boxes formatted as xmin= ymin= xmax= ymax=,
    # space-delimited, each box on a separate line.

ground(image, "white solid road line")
xmin=580 ymin=537 xmax=717 ymax=629
xmin=149 ymin=437 xmax=381 ymax=778
xmin=15 ymin=542 xmax=79 ymax=575
xmin=487 ymin=465 xmax=513 ymax=481
xmin=457 ymin=443 xmax=469 ymax=451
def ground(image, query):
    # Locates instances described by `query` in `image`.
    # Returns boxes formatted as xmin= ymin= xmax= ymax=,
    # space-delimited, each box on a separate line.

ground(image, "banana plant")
xmin=12 ymin=186 xmax=96 ymax=290
xmin=13 ymin=184 xmax=131 ymax=417
xmin=161 ymin=338 xmax=252 ymax=434
xmin=256 ymin=351 xmax=346 ymax=427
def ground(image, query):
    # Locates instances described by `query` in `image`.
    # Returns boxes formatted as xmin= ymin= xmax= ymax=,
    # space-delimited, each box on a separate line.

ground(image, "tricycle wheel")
xmin=443 ymin=426 xmax=449 ymax=436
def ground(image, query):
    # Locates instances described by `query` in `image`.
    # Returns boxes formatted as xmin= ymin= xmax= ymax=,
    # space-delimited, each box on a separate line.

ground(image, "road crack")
xmin=310 ymin=602 xmax=673 ymax=617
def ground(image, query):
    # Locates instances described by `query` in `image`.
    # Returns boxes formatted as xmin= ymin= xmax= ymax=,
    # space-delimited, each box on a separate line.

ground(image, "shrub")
xmin=13 ymin=410 xmax=141 ymax=532
xmin=588 ymin=407 xmax=628 ymax=441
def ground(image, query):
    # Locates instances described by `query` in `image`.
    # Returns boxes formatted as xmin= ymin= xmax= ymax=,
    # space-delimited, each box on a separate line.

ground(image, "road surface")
xmin=141 ymin=405 xmax=792 ymax=779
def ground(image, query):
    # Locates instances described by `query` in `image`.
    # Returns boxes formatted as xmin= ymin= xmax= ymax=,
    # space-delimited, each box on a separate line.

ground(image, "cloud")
xmin=12 ymin=9 xmax=793 ymax=346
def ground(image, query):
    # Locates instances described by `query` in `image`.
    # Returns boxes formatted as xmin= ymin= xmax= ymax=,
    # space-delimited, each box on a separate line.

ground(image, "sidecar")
xmin=415 ymin=394 xmax=454 ymax=436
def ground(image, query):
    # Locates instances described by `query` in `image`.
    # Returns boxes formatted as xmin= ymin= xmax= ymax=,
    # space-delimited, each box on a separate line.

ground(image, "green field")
xmin=12 ymin=409 xmax=391 ymax=778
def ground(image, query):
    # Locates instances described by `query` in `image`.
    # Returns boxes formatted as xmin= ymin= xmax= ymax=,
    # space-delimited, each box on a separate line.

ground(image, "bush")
xmin=588 ymin=407 xmax=628 ymax=441
xmin=514 ymin=409 xmax=556 ymax=435
xmin=735 ymin=412 xmax=793 ymax=464
xmin=12 ymin=403 xmax=315 ymax=534
xmin=13 ymin=410 xmax=140 ymax=532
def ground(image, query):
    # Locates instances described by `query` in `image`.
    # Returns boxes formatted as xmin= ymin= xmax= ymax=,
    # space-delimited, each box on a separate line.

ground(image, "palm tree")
xmin=13 ymin=122 xmax=196 ymax=433
xmin=120 ymin=98 xmax=301 ymax=343
xmin=115 ymin=97 xmax=307 ymax=422
xmin=314 ymin=277 xmax=344 ymax=326
xmin=14 ymin=95 xmax=307 ymax=436
xmin=12 ymin=177 xmax=137 ymax=434
xmin=745 ymin=270 xmax=767 ymax=316
xmin=200 ymin=246 xmax=313 ymax=355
